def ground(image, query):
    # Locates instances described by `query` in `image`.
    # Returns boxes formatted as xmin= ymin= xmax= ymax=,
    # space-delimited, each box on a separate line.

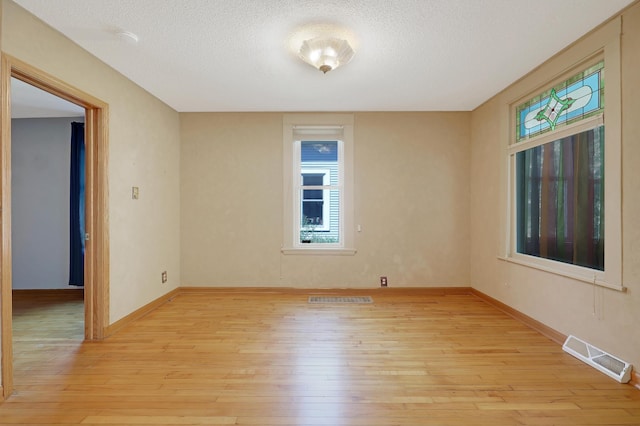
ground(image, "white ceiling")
xmin=12 ymin=0 xmax=636 ymax=112
xmin=11 ymin=78 xmax=85 ymax=119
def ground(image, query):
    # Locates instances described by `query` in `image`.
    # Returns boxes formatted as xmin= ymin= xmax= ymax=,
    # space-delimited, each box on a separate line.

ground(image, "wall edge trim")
xmin=179 ymin=286 xmax=472 ymax=295
xmin=104 ymin=288 xmax=180 ymax=338
xmin=12 ymin=289 xmax=84 ymax=298
xmin=470 ymin=288 xmax=567 ymax=345
xmin=631 ymin=370 xmax=640 ymax=390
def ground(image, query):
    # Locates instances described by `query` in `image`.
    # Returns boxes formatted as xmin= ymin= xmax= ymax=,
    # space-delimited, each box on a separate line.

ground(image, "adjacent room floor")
xmin=3 ymin=288 xmax=640 ymax=425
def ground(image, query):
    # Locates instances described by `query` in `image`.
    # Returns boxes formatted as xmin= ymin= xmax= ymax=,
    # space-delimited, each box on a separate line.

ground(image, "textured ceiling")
xmin=12 ymin=0 xmax=636 ymax=112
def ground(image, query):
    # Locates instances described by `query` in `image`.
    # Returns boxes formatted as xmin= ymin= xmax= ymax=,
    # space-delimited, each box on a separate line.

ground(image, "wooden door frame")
xmin=0 ymin=54 xmax=109 ymax=399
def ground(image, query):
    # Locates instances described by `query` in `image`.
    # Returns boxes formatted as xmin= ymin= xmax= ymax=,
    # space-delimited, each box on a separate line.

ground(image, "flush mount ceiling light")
xmin=116 ymin=30 xmax=139 ymax=44
xmin=298 ymin=37 xmax=355 ymax=74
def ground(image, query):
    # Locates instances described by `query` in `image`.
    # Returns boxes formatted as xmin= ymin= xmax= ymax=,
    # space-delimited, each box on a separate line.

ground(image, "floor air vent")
xmin=562 ymin=335 xmax=632 ymax=383
xmin=308 ymin=296 xmax=373 ymax=304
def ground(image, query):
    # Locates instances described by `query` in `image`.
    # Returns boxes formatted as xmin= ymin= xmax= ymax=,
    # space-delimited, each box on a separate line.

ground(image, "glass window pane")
xmin=303 ymin=189 xmax=322 ymax=200
xmin=303 ymin=174 xmax=324 ymax=186
xmin=298 ymin=140 xmax=341 ymax=245
xmin=299 ymin=189 xmax=340 ymax=244
xmin=301 ymin=141 xmax=338 ymax=162
xmin=302 ymin=201 xmax=323 ymax=225
xmin=516 ymin=61 xmax=604 ymax=142
xmin=516 ymin=126 xmax=604 ymax=270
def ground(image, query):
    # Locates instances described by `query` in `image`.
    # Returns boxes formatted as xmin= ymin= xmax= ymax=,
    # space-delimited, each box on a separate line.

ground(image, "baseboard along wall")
xmin=104 ymin=288 xmax=180 ymax=337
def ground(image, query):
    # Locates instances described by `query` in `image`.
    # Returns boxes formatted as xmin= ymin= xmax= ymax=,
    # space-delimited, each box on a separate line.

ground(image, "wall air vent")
xmin=308 ymin=296 xmax=372 ymax=304
xmin=562 ymin=335 xmax=632 ymax=383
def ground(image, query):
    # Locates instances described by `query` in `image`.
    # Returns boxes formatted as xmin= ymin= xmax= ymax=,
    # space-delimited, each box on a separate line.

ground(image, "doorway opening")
xmin=0 ymin=54 xmax=109 ymax=399
xmin=10 ymin=76 xmax=86 ymax=391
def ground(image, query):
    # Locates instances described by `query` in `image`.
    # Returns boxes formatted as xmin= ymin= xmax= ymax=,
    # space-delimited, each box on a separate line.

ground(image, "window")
xmin=301 ymin=171 xmax=329 ymax=231
xmin=515 ymin=62 xmax=604 ymax=142
xmin=516 ymin=126 xmax=604 ymax=270
xmin=507 ymin=56 xmax=622 ymax=290
xmin=282 ymin=114 xmax=355 ymax=254
xmin=300 ymin=142 xmax=337 ymax=235
xmin=296 ymin=140 xmax=341 ymax=246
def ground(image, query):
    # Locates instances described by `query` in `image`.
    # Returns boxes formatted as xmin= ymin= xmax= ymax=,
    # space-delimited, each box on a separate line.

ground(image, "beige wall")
xmin=470 ymin=3 xmax=640 ymax=368
xmin=180 ymin=112 xmax=471 ymax=288
xmin=1 ymin=0 xmax=182 ymax=323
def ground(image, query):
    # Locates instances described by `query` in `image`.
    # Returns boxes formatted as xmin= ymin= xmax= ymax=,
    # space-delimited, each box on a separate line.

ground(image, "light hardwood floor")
xmin=2 ymin=288 xmax=640 ymax=425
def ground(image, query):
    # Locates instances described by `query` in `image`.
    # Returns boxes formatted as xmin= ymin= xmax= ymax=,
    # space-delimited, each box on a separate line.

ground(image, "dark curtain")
xmin=69 ymin=122 xmax=85 ymax=286
xmin=516 ymin=126 xmax=604 ymax=270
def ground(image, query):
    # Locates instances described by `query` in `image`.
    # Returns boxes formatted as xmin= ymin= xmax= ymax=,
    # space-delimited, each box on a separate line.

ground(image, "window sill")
xmin=282 ymin=248 xmax=357 ymax=256
xmin=497 ymin=255 xmax=625 ymax=292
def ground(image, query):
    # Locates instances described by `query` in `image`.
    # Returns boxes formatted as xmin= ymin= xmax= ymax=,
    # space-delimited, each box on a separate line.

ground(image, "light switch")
xmin=132 ymin=186 xmax=139 ymax=200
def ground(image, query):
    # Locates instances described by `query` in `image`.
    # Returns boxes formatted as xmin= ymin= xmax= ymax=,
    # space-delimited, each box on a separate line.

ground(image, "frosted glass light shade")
xmin=298 ymin=38 xmax=355 ymax=74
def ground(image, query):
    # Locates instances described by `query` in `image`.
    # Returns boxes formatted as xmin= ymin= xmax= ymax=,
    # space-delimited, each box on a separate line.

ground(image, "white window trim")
xmin=503 ymin=37 xmax=624 ymax=292
xmin=282 ymin=114 xmax=356 ymax=255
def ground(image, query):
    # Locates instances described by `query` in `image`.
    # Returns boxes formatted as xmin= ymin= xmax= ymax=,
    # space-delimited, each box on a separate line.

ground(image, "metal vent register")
xmin=563 ymin=335 xmax=632 ymax=383
xmin=308 ymin=296 xmax=373 ymax=304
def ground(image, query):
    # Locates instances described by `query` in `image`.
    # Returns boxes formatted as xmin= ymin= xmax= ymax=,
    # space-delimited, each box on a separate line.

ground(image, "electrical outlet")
xmin=161 ymin=271 xmax=167 ymax=283
xmin=132 ymin=186 xmax=139 ymax=200
xmin=380 ymin=276 xmax=388 ymax=287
